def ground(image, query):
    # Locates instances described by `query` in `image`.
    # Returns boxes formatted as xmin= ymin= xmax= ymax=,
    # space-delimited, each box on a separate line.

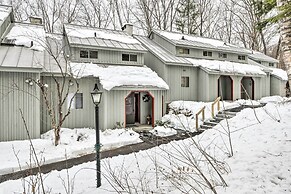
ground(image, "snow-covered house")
xmin=135 ymin=30 xmax=287 ymax=102
xmin=0 ymin=5 xmax=44 ymax=141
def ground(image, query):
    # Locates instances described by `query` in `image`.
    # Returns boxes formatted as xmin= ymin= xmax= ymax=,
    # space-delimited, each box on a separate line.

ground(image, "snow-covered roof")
xmin=0 ymin=5 xmax=11 ymax=22
xmin=186 ymin=58 xmax=266 ymax=76
xmin=70 ymin=62 xmax=169 ymax=91
xmin=154 ymin=30 xmax=251 ymax=54
xmin=269 ymin=67 xmax=288 ymax=81
xmin=64 ymin=24 xmax=147 ymax=52
xmin=0 ymin=46 xmax=44 ymax=71
xmin=2 ymin=23 xmax=46 ymax=51
xmin=249 ymin=50 xmax=279 ymax=63
xmin=135 ymin=35 xmax=191 ymax=65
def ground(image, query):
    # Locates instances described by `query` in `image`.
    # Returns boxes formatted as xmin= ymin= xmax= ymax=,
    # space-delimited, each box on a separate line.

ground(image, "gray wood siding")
xmin=167 ymin=66 xmax=198 ymax=102
xmin=0 ymin=71 xmax=40 ymax=141
xmin=176 ymin=48 xmax=248 ymax=64
xmin=41 ymin=76 xmax=166 ymax=132
xmin=144 ymin=52 xmax=166 ymax=80
xmin=270 ymin=76 xmax=286 ymax=96
xmin=70 ymin=47 xmax=144 ymax=66
xmin=0 ymin=12 xmax=12 ymax=39
xmin=41 ymin=77 xmax=97 ymax=133
xmin=152 ymin=33 xmax=176 ymax=55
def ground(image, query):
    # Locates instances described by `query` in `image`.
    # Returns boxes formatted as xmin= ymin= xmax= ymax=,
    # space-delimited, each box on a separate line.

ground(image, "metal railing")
xmin=211 ymin=96 xmax=221 ymax=118
xmin=195 ymin=106 xmax=205 ymax=130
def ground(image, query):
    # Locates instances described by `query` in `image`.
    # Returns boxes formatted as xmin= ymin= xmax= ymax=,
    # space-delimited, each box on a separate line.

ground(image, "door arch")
xmin=125 ymin=91 xmax=154 ymax=127
xmin=218 ymin=75 xmax=233 ymax=100
xmin=241 ymin=77 xmax=254 ymax=100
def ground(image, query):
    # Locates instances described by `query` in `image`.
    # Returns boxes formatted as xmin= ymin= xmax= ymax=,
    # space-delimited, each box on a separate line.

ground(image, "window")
xmin=178 ymin=48 xmax=190 ymax=54
xmin=219 ymin=53 xmax=227 ymax=58
xmin=80 ymin=50 xmax=98 ymax=59
xmin=90 ymin=50 xmax=98 ymax=59
xmin=181 ymin=76 xmax=189 ymax=87
xmin=122 ymin=54 xmax=137 ymax=62
xmin=67 ymin=93 xmax=83 ymax=109
xmin=75 ymin=93 xmax=83 ymax=109
xmin=269 ymin=63 xmax=274 ymax=67
xmin=80 ymin=50 xmax=89 ymax=58
xmin=203 ymin=51 xmax=212 ymax=57
xmin=238 ymin=55 xmax=246 ymax=60
xmin=130 ymin=54 xmax=137 ymax=62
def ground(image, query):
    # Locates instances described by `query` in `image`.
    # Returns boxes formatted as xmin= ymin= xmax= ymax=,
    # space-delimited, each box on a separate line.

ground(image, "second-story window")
xmin=122 ymin=54 xmax=137 ymax=62
xmin=178 ymin=48 xmax=190 ymax=54
xmin=80 ymin=50 xmax=89 ymax=58
xmin=219 ymin=53 xmax=227 ymax=58
xmin=269 ymin=63 xmax=274 ymax=67
xmin=238 ymin=55 xmax=246 ymax=60
xmin=80 ymin=50 xmax=98 ymax=59
xmin=203 ymin=51 xmax=212 ymax=57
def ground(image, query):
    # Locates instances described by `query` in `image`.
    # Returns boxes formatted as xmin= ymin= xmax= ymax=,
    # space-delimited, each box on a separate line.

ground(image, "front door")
xmin=125 ymin=92 xmax=140 ymax=125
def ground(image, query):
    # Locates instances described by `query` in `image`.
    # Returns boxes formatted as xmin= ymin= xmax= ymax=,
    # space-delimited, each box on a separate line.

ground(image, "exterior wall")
xmin=166 ymin=65 xmax=198 ymax=102
xmin=41 ymin=77 xmax=97 ymax=133
xmin=70 ymin=47 xmax=144 ymax=66
xmin=102 ymin=89 xmax=166 ymax=129
xmin=0 ymin=11 xmax=12 ymax=39
xmin=176 ymin=48 xmax=248 ymax=64
xmin=270 ymin=76 xmax=286 ymax=96
xmin=151 ymin=33 xmax=176 ymax=55
xmin=41 ymin=76 xmax=166 ymax=132
xmin=143 ymin=51 xmax=166 ymax=80
xmin=0 ymin=71 xmax=41 ymax=141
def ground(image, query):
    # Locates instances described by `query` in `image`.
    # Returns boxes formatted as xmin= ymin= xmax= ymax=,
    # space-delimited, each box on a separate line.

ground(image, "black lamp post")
xmin=90 ymin=84 xmax=103 ymax=188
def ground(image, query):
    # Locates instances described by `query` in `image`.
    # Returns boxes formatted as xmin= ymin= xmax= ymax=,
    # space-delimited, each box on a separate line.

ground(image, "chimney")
xmin=121 ymin=23 xmax=133 ymax=36
xmin=29 ymin=16 xmax=42 ymax=25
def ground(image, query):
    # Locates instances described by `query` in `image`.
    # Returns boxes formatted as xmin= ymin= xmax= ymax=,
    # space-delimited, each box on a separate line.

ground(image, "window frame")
xmin=219 ymin=53 xmax=227 ymax=58
xmin=203 ymin=51 xmax=212 ymax=57
xmin=181 ymin=76 xmax=190 ymax=87
xmin=238 ymin=55 xmax=246 ymax=60
xmin=178 ymin=48 xmax=190 ymax=55
xmin=80 ymin=50 xmax=89 ymax=58
xmin=89 ymin=50 xmax=98 ymax=59
xmin=122 ymin=53 xmax=138 ymax=62
xmin=75 ymin=93 xmax=83 ymax=109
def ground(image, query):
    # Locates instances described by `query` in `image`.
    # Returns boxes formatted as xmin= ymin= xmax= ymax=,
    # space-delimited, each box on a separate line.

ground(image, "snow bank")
xmin=70 ymin=62 xmax=169 ymax=90
xmin=0 ymin=6 xmax=10 ymax=21
xmin=186 ymin=57 xmax=266 ymax=75
xmin=150 ymin=126 xmax=177 ymax=137
xmin=0 ymin=128 xmax=141 ymax=175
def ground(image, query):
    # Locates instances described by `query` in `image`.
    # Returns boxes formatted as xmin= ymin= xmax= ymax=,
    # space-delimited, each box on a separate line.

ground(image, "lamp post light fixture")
xmin=90 ymin=84 xmax=103 ymax=188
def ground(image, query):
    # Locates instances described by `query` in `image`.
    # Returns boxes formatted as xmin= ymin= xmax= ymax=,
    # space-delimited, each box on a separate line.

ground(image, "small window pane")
xmin=130 ymin=54 xmax=137 ymax=62
xmin=179 ymin=48 xmax=189 ymax=54
xmin=208 ymin=52 xmax=212 ymax=57
xmin=181 ymin=76 xmax=189 ymax=87
xmin=269 ymin=63 xmax=274 ymax=67
xmin=203 ymin=51 xmax=207 ymax=56
xmin=90 ymin=51 xmax=98 ymax=59
xmin=122 ymin=54 xmax=129 ymax=61
xmin=80 ymin=50 xmax=88 ymax=58
xmin=238 ymin=55 xmax=246 ymax=60
xmin=203 ymin=51 xmax=212 ymax=57
xmin=219 ymin=53 xmax=227 ymax=58
xmin=75 ymin=93 xmax=83 ymax=109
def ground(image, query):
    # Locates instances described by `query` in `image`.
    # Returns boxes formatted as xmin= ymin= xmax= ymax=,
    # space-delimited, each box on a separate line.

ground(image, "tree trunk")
xmin=278 ymin=0 xmax=291 ymax=83
xmin=54 ymin=126 xmax=61 ymax=146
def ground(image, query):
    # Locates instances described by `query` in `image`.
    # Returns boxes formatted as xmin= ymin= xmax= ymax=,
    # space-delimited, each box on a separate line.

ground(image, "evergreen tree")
xmin=175 ymin=0 xmax=198 ymax=34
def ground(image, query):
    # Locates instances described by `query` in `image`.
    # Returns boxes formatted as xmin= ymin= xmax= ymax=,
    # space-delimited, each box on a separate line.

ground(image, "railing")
xmin=211 ymin=96 xmax=221 ymax=118
xmin=196 ymin=106 xmax=205 ymax=130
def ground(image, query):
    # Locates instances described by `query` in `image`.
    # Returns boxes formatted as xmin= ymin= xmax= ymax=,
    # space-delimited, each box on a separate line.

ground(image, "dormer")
xmin=249 ymin=50 xmax=279 ymax=68
xmin=0 ymin=5 xmax=14 ymax=41
xmin=149 ymin=29 xmax=251 ymax=64
xmin=63 ymin=24 xmax=147 ymax=66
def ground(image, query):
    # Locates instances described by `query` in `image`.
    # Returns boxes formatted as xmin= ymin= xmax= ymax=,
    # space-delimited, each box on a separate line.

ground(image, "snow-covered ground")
xmin=0 ymin=128 xmax=141 ymax=175
xmin=0 ymin=96 xmax=291 ymax=193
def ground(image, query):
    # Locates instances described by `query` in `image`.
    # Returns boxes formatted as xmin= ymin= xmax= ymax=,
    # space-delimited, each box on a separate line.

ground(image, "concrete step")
xmin=216 ymin=113 xmax=234 ymax=119
xmin=219 ymin=111 xmax=237 ymax=116
xmin=203 ymin=121 xmax=218 ymax=126
xmin=200 ymin=124 xmax=213 ymax=130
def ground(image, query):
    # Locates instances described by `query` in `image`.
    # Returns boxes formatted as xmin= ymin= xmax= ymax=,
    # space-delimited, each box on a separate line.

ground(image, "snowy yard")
xmin=0 ymin=96 xmax=291 ymax=193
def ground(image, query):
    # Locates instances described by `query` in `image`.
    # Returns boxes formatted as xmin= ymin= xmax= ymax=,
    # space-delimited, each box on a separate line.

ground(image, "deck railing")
xmin=196 ymin=106 xmax=205 ymax=130
xmin=211 ymin=96 xmax=221 ymax=118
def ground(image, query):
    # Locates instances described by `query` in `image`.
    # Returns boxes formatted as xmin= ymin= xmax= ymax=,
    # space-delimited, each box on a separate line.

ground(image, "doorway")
xmin=125 ymin=91 xmax=154 ymax=127
xmin=218 ymin=75 xmax=233 ymax=100
xmin=241 ymin=77 xmax=254 ymax=100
